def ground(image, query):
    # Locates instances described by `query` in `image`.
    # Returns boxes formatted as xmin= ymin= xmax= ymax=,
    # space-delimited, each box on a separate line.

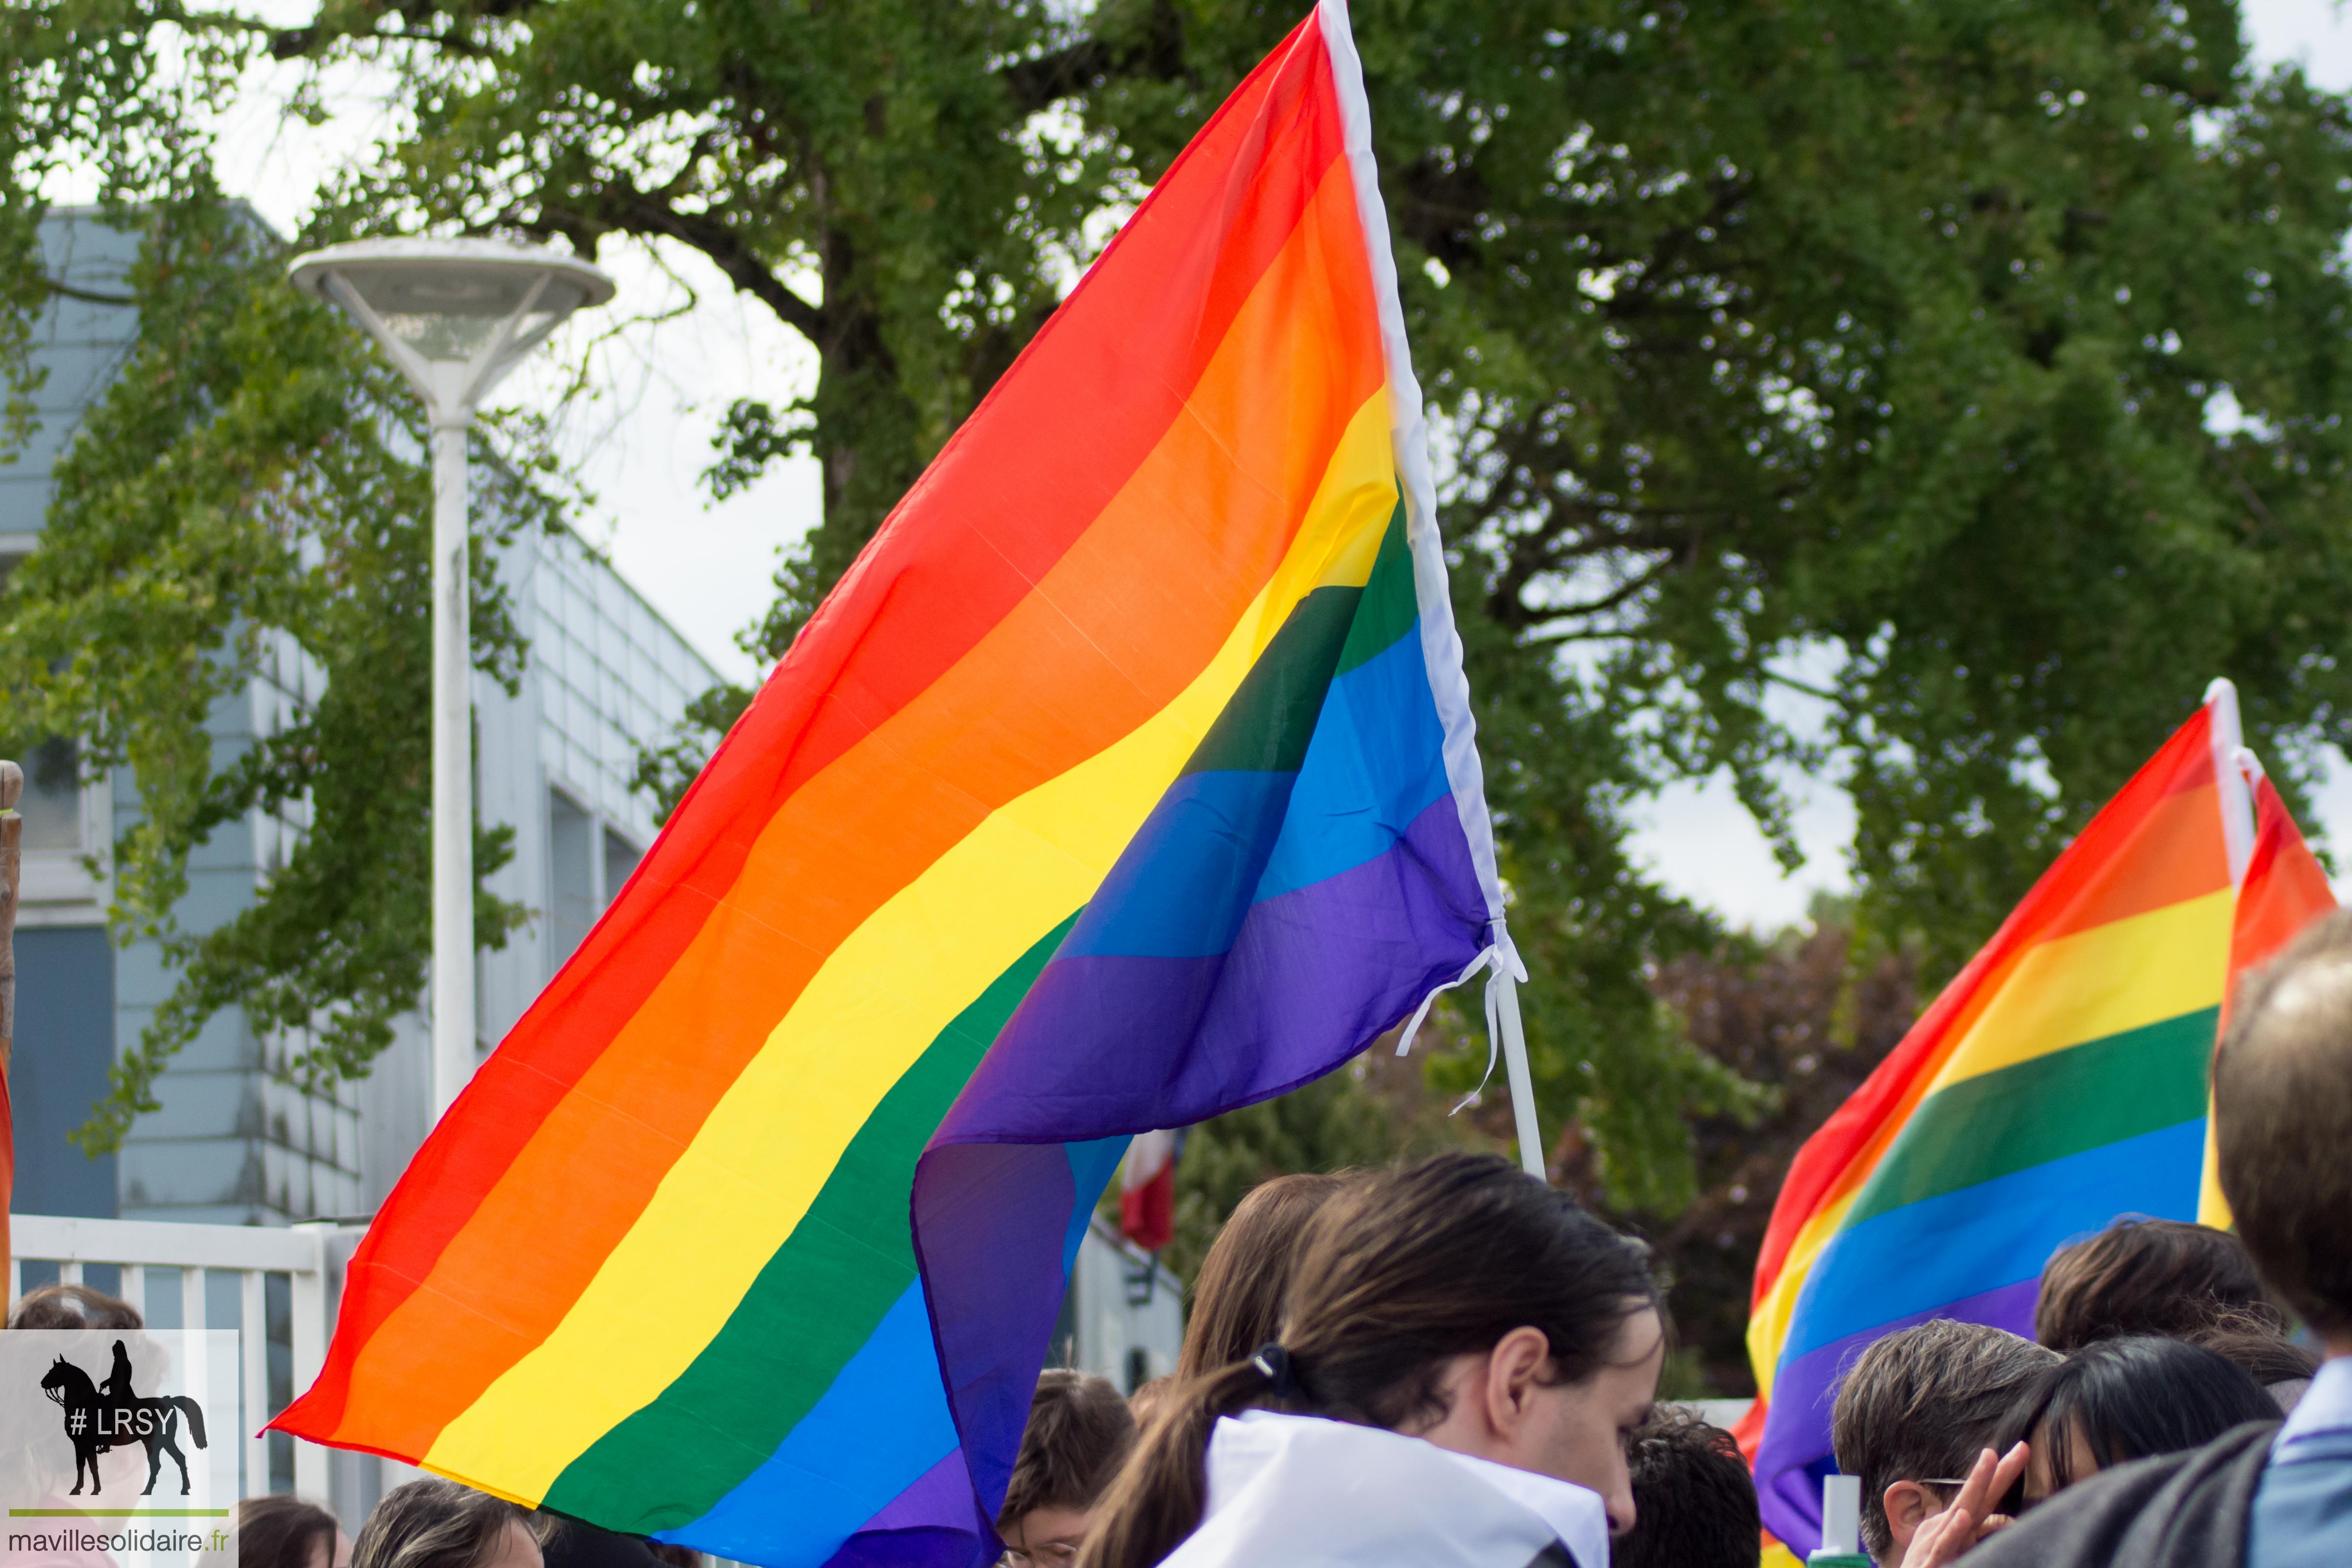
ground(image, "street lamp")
xmin=288 ymin=238 xmax=614 ymax=1119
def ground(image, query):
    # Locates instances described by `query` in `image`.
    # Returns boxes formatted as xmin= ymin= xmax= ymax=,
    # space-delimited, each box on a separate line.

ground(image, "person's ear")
xmin=1882 ymin=1480 xmax=1937 ymax=1551
xmin=1482 ymin=1325 xmax=1553 ymax=1434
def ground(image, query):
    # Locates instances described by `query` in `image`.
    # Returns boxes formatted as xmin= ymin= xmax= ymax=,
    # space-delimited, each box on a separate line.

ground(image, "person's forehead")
xmin=1005 ymin=1504 xmax=1092 ymax=1544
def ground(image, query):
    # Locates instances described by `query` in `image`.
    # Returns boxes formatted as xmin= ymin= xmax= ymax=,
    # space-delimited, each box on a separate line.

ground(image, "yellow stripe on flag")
xmin=1926 ymin=890 xmax=2231 ymax=1094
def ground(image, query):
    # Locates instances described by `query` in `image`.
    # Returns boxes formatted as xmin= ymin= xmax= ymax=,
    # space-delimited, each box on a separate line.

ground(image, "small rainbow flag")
xmin=1738 ymin=684 xmax=2334 ymax=1553
xmin=277 ymin=7 xmax=1508 ymax=1565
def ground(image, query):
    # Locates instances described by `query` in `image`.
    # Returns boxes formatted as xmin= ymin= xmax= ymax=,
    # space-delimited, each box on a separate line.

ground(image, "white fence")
xmin=11 ymin=1213 xmax=363 ymax=1509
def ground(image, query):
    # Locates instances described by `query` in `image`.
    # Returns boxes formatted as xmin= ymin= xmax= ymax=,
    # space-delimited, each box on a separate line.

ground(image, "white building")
xmin=3 ymin=208 xmax=722 ymax=1226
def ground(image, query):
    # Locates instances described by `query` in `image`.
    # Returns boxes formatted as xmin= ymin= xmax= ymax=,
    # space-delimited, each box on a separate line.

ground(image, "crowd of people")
xmin=993 ymin=909 xmax=2352 ymax=1568
xmin=14 ymin=915 xmax=2352 ymax=1568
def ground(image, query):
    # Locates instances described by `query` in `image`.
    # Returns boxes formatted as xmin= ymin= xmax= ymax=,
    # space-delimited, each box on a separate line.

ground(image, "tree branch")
xmin=41 ymin=276 xmax=136 ymax=307
xmin=262 ymin=0 xmax=540 ymax=59
xmin=538 ymin=186 xmax=828 ymax=343
xmin=998 ymin=0 xmax=1185 ymax=113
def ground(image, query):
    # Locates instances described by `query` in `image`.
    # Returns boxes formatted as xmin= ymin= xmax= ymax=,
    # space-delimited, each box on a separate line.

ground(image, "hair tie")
xmin=1249 ymin=1342 xmax=1305 ymax=1399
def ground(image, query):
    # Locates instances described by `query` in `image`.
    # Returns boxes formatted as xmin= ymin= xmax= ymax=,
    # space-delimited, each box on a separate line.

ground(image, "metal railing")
xmin=11 ymin=1213 xmax=358 ymax=1505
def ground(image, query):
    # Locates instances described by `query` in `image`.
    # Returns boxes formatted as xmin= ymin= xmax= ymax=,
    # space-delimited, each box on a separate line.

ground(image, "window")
xmin=602 ymin=828 xmax=641 ymax=907
xmin=548 ymin=788 xmax=595 ymax=962
xmin=15 ymin=735 xmax=82 ymax=852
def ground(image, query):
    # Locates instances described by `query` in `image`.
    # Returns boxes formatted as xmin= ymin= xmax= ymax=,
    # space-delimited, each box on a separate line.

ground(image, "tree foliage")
xmin=15 ymin=0 xmax=2352 ymax=1197
xmin=0 ymin=192 xmax=544 ymax=1149
xmin=1127 ymin=0 xmax=2352 ymax=1209
xmin=1569 ymin=910 xmax=1917 ymax=1393
xmin=280 ymin=0 xmax=1174 ymax=659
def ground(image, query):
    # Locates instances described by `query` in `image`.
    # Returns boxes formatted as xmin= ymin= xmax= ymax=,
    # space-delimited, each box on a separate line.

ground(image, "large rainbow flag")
xmin=277 ymin=6 xmax=1511 ymax=1565
xmin=1739 ymin=685 xmax=2335 ymax=1553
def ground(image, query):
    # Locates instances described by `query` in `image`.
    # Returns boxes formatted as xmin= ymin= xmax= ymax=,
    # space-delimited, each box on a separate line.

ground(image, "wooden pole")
xmin=0 ymin=757 xmax=20 ymax=1275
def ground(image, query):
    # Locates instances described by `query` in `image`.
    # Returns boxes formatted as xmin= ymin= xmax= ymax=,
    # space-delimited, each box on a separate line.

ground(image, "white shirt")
xmin=1158 ymin=1409 xmax=1611 ymax=1568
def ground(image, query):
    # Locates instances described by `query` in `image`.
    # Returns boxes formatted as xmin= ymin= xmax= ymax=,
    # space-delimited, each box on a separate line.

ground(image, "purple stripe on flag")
xmin=860 ymin=1447 xmax=973 ymax=1532
xmin=906 ymin=792 xmax=1490 ymax=1550
xmin=820 ymin=1450 xmax=979 ymax=1568
xmin=1754 ymin=1277 xmax=2041 ymax=1554
xmin=910 ymin=1139 xmax=1127 ymax=1528
xmin=939 ymin=792 xmax=1488 ymax=1142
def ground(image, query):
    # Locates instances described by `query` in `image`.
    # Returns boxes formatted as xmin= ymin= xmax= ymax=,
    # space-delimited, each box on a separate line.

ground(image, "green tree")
xmin=1104 ymin=0 xmax=2352 ymax=1210
xmin=277 ymin=0 xmax=1181 ymax=660
xmin=1570 ymin=909 xmax=1919 ymax=1394
xmin=0 ymin=193 xmax=545 ymax=1148
xmin=19 ymin=0 xmax=2352 ymax=1206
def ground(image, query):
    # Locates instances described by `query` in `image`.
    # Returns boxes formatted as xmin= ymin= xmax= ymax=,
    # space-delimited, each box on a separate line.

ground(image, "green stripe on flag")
xmin=1180 ymin=584 xmax=1363 ymax=776
xmin=541 ymin=912 xmax=1079 ymax=1527
xmin=1335 ymin=503 xmax=1415 ymax=677
xmin=1846 ymin=1007 xmax=2216 ymax=1229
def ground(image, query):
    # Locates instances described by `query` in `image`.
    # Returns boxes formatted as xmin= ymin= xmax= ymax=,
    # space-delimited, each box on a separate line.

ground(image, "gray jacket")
xmin=1959 ymin=1421 xmax=2277 ymax=1568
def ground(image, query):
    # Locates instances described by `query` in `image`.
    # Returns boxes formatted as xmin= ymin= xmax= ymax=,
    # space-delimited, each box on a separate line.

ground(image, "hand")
xmin=1897 ymin=1442 xmax=2029 ymax=1568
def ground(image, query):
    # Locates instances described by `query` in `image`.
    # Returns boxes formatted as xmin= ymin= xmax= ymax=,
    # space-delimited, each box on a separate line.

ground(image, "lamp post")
xmin=289 ymin=239 xmax=614 ymax=1119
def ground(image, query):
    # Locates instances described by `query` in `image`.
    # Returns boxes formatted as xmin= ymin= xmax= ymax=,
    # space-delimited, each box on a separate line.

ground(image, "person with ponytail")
xmin=1083 ymin=1152 xmax=1663 ymax=1568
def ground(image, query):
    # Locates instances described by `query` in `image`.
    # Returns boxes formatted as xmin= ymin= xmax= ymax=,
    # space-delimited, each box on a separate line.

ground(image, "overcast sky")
xmin=175 ymin=0 xmax=2352 ymax=933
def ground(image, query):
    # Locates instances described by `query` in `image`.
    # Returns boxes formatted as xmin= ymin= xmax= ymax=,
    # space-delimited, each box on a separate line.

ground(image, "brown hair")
xmin=1079 ymin=1153 xmax=1657 ymax=1568
xmin=998 ymin=1370 xmax=1137 ymax=1529
xmin=353 ymin=1479 xmax=528 ymax=1568
xmin=2183 ymin=1307 xmax=2321 ymax=1389
xmin=2216 ymin=908 xmax=2352 ymax=1336
xmin=8 ymin=1284 xmax=144 ymax=1330
xmin=2035 ymin=1218 xmax=2277 ymax=1350
xmin=1829 ymin=1320 xmax=2058 ymax=1562
xmin=1177 ymin=1172 xmax=1351 ymax=1379
xmin=1126 ymin=1375 xmax=1175 ymax=1430
xmin=235 ymin=1496 xmax=339 ymax=1568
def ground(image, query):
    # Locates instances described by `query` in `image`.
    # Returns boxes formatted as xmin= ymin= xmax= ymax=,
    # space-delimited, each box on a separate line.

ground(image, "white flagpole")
xmin=1494 ymin=968 xmax=1545 ymax=1179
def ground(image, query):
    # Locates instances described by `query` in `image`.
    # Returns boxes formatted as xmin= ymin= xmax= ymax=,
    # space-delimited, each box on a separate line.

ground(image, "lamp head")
xmin=288 ymin=237 xmax=614 ymax=423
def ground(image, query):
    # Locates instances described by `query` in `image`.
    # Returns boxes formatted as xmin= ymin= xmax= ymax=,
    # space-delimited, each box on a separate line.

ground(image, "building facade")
xmin=4 ymin=208 xmax=721 ymax=1224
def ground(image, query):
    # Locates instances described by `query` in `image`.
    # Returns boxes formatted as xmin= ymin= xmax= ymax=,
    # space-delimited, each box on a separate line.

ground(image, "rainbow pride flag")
xmin=276 ymin=7 xmax=1509 ymax=1565
xmin=1738 ymin=685 xmax=2334 ymax=1552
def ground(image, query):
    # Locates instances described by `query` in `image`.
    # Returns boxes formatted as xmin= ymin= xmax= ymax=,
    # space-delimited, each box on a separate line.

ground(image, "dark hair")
xmin=1612 ymin=1409 xmax=1760 ymax=1568
xmin=999 ymin=1370 xmax=1137 ymax=1528
xmin=1830 ymin=1320 xmax=2058 ymax=1562
xmin=236 ymin=1496 xmax=339 ymax=1568
xmin=1990 ymin=1335 xmax=2278 ymax=1494
xmin=1080 ymin=1153 xmax=1658 ymax=1568
xmin=2216 ymin=908 xmax=2352 ymax=1334
xmin=353 ymin=1479 xmax=530 ymax=1568
xmin=2182 ymin=1308 xmax=2321 ymax=1391
xmin=8 ymin=1284 xmax=143 ymax=1330
xmin=2036 ymin=1218 xmax=2277 ymax=1350
xmin=1178 ymin=1172 xmax=1351 ymax=1379
xmin=530 ymin=1518 xmax=657 ymax=1568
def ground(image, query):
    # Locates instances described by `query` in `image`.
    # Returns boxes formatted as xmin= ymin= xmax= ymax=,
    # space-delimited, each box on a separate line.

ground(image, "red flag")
xmin=2229 ymin=771 xmax=2336 ymax=985
xmin=2202 ymin=758 xmax=2336 ymax=1225
xmin=1119 ymin=1128 xmax=1180 ymax=1253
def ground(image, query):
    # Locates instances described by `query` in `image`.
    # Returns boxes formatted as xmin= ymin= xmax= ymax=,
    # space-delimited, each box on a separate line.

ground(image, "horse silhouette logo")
xmin=37 ymin=1341 xmax=209 ymax=1496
